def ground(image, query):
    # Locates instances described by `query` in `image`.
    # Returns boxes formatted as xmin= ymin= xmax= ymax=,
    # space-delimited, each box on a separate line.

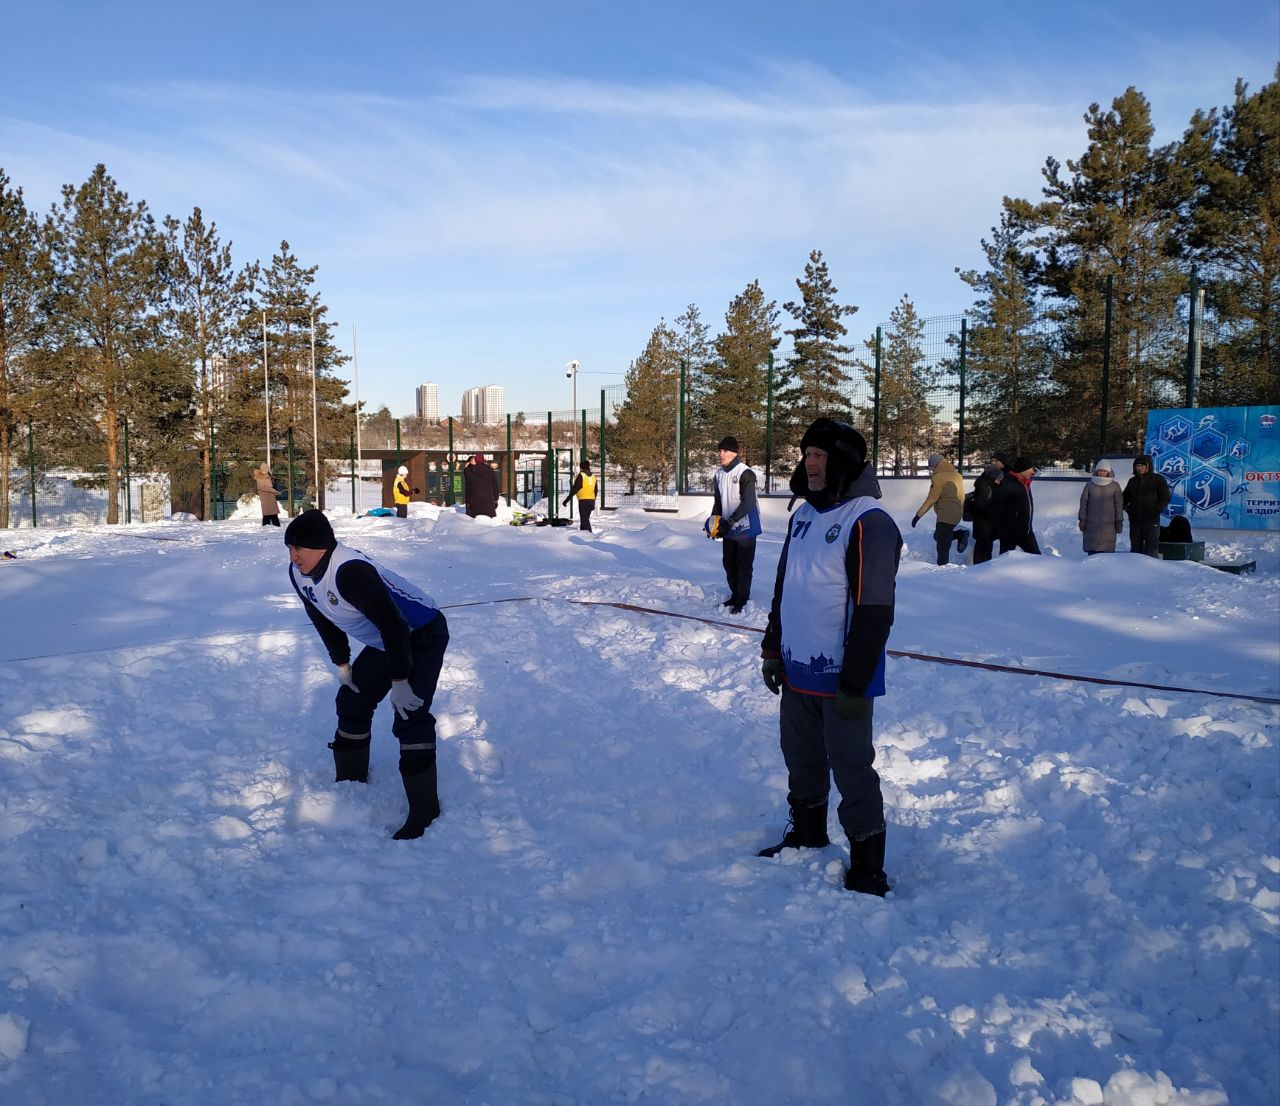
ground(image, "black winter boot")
xmin=328 ymin=732 xmax=371 ymax=783
xmin=757 ymin=800 xmax=830 ymax=858
xmin=392 ymin=763 xmax=440 ymax=840
xmin=843 ymin=831 xmax=890 ymax=896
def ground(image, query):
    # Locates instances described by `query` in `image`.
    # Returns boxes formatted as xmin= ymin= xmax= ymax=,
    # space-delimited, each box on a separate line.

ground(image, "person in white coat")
xmin=1078 ymin=463 xmax=1125 ymax=554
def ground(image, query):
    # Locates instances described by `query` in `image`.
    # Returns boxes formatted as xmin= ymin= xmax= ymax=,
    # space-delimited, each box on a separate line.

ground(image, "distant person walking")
xmin=1122 ymin=455 xmax=1171 ymax=557
xmin=1078 ymin=463 xmax=1125 ymax=554
xmin=996 ymin=458 xmax=1041 ymax=555
xmin=969 ymin=451 xmax=1009 ymax=564
xmin=463 ymin=454 xmax=500 ymax=519
xmin=254 ymin=464 xmax=281 ymax=527
xmin=393 ymin=466 xmax=412 ymax=519
xmin=911 ymin=453 xmax=968 ymax=565
xmin=563 ymin=460 xmax=598 ymax=532
xmin=285 ymin=509 xmax=449 ymax=840
xmin=706 ymin=436 xmax=761 ymax=615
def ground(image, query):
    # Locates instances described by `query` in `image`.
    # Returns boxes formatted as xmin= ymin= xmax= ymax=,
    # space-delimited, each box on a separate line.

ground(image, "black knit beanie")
xmin=717 ymin=436 xmax=740 ymax=454
xmin=284 ymin=509 xmax=336 ymax=550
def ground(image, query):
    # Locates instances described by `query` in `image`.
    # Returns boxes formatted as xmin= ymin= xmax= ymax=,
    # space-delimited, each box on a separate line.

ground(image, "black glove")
xmin=834 ymin=690 xmax=870 ymax=721
xmin=761 ymin=658 xmax=784 ymax=695
xmin=910 ymin=515 xmax=920 ymax=529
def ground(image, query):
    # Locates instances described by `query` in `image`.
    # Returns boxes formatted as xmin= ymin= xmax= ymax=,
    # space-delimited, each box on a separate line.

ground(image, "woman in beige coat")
xmin=912 ymin=454 xmax=968 ymax=565
xmin=254 ymin=464 xmax=281 ymax=526
xmin=1078 ymin=463 xmax=1124 ymax=554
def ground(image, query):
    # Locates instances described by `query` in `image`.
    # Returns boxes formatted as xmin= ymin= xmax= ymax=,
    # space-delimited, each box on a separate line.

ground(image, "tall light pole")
xmin=309 ymin=311 xmax=320 ymax=503
xmin=352 ymin=321 xmax=363 ymax=481
xmin=262 ymin=311 xmax=271 ymax=470
xmin=566 ymin=360 xmax=579 ymax=458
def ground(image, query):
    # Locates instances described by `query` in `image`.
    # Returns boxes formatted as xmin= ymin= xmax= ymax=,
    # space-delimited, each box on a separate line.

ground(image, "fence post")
xmin=957 ymin=319 xmax=967 ymax=467
xmin=1185 ymin=268 xmax=1202 ymax=408
xmin=27 ymin=416 xmax=37 ymax=528
xmin=209 ymin=420 xmax=217 ymax=521
xmin=395 ymin=419 xmax=402 ymax=466
xmin=677 ymin=359 xmax=686 ymax=495
xmin=350 ymin=433 xmax=357 ymax=513
xmin=447 ymin=417 xmax=455 ymax=507
xmin=546 ymin=412 xmax=555 ymax=520
xmin=123 ymin=416 xmax=132 ymax=524
xmin=287 ymin=426 xmax=295 ymax=514
xmin=1099 ymin=274 xmax=1113 ymax=461
xmin=872 ymin=327 xmax=883 ymax=469
xmin=765 ymin=353 xmax=774 ymax=494
xmin=599 ymin=388 xmax=607 ymax=510
xmin=580 ymin=409 xmax=587 ymax=467
xmin=507 ymin=413 xmax=513 ymax=505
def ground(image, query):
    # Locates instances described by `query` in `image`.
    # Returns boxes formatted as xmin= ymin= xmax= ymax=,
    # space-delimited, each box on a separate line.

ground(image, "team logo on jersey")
xmin=825 ymin=524 xmax=842 ymax=543
xmin=327 ymin=590 xmax=340 ymax=606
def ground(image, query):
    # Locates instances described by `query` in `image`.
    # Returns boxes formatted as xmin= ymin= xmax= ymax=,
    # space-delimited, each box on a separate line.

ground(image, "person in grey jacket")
xmin=1078 ymin=463 xmax=1125 ymax=554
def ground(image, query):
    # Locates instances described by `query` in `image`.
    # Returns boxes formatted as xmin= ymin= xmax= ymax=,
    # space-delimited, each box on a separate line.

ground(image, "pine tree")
xmin=672 ymin=303 xmax=714 ymax=491
xmin=48 ymin=164 xmax=166 ymax=524
xmin=162 ymin=207 xmax=252 ymax=518
xmin=1182 ymin=68 xmax=1280 ymax=404
xmin=0 ymin=170 xmax=52 ymax=528
xmin=611 ymin=319 xmax=679 ymax=494
xmin=705 ymin=279 xmax=779 ymax=480
xmin=1007 ymin=88 xmax=1189 ymax=460
xmin=776 ymin=250 xmax=857 ymax=454
xmin=956 ymin=214 xmax=1056 ymax=461
xmin=857 ymin=295 xmax=939 ymax=474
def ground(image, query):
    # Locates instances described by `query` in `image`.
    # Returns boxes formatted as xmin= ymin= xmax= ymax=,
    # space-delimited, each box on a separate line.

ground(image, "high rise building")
xmin=416 ymin=382 xmax=439 ymax=421
xmin=461 ymin=384 xmax=505 ymax=426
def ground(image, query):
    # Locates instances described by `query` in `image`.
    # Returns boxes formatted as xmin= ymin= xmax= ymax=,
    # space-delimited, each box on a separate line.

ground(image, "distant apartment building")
xmin=416 ymin=382 xmax=439 ymax=421
xmin=461 ymin=384 xmax=505 ymax=426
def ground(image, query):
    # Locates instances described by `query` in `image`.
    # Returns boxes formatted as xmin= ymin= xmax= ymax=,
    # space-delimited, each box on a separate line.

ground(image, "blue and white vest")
xmin=780 ymin=496 xmax=888 ymax=696
xmin=291 ymin=544 xmax=438 ymax=651
xmin=714 ymin=461 xmax=762 ymax=539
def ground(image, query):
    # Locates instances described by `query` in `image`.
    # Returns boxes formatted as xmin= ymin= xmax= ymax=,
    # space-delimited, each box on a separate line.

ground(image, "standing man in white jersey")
xmin=706 ymin=435 xmax=761 ymax=615
xmin=758 ymin=419 xmax=902 ymax=896
xmin=285 ymin=509 xmax=450 ymax=840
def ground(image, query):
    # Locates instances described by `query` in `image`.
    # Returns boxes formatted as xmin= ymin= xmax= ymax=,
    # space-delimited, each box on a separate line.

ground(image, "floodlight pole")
xmin=310 ymin=311 xmax=320 ymax=502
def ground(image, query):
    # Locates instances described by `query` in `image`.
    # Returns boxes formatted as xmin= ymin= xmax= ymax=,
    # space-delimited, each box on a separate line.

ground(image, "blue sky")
xmin=3 ymin=1 xmax=1275 ymax=419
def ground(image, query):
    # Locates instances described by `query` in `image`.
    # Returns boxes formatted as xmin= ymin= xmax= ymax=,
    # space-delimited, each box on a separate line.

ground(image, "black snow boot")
xmin=328 ymin=731 xmax=371 ymax=783
xmin=392 ymin=763 xmax=440 ymax=840
xmin=757 ymin=800 xmax=830 ymax=858
xmin=954 ymin=528 xmax=970 ymax=554
xmin=843 ymin=831 xmax=890 ymax=897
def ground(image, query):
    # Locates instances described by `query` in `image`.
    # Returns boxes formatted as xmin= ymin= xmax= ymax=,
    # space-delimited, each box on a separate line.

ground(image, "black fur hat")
xmin=789 ymin=418 xmax=869 ymax=500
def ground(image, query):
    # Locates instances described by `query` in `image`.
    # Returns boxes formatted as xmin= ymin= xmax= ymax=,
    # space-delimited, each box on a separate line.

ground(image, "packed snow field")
xmin=0 ymin=498 xmax=1277 ymax=1106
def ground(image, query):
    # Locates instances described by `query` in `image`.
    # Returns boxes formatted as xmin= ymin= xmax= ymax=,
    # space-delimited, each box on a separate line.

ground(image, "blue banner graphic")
xmin=1144 ymin=406 xmax=1280 ymax=531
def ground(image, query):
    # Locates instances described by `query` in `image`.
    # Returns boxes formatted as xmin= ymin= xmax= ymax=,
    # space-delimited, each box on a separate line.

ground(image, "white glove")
xmin=337 ymin=663 xmax=360 ymax=693
xmin=389 ymin=679 xmax=424 ymax=720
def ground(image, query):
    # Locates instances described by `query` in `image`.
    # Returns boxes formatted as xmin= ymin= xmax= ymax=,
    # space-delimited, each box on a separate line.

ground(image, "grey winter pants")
xmin=779 ymin=688 xmax=885 ymax=841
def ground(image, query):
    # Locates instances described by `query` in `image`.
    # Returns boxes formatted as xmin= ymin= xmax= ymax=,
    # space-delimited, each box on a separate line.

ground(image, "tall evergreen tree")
xmin=775 ymin=250 xmax=857 ymax=453
xmin=672 ymin=303 xmax=714 ymax=491
xmin=706 ymin=279 xmax=779 ymax=479
xmin=162 ymin=207 xmax=252 ymax=518
xmin=1006 ymin=88 xmax=1188 ymax=460
xmin=956 ymin=214 xmax=1057 ymax=461
xmin=48 ymin=164 xmax=166 ymax=524
xmin=857 ymin=295 xmax=939 ymax=474
xmin=1181 ymin=68 xmax=1280 ymax=404
xmin=611 ymin=319 xmax=679 ymax=493
xmin=0 ymin=170 xmax=52 ymax=528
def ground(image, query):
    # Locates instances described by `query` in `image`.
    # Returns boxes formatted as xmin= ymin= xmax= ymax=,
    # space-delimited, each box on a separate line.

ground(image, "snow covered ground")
xmin=0 ymin=499 xmax=1277 ymax=1106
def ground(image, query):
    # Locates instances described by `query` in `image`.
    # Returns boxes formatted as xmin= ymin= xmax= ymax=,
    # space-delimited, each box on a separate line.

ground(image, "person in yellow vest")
xmin=393 ymin=465 xmax=412 ymax=519
xmin=562 ymin=459 xmax=598 ymax=531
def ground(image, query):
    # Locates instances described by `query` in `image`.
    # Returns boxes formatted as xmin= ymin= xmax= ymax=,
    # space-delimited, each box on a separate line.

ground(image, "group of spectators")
xmin=913 ymin=450 xmax=1175 ymax=562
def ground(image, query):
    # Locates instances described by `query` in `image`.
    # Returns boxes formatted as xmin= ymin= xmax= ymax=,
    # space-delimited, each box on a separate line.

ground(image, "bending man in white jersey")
xmin=286 ymin=509 xmax=449 ymax=840
xmin=758 ymin=419 xmax=902 ymax=895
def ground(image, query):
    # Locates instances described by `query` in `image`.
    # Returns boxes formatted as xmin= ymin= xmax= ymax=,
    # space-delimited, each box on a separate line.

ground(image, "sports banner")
xmin=1144 ymin=405 xmax=1280 ymax=531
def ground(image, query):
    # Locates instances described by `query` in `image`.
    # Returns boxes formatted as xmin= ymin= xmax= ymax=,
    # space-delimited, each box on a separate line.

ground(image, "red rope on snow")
xmin=441 ymin=596 xmax=1280 ymax=707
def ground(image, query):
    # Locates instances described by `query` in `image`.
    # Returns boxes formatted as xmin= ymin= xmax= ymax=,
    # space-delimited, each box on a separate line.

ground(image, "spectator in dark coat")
xmin=996 ymin=457 xmax=1041 ymax=555
xmin=1078 ymin=463 xmax=1125 ymax=554
xmin=1122 ymin=455 xmax=1171 ymax=557
xmin=969 ymin=450 xmax=1010 ymax=564
xmin=462 ymin=453 xmax=500 ymax=518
